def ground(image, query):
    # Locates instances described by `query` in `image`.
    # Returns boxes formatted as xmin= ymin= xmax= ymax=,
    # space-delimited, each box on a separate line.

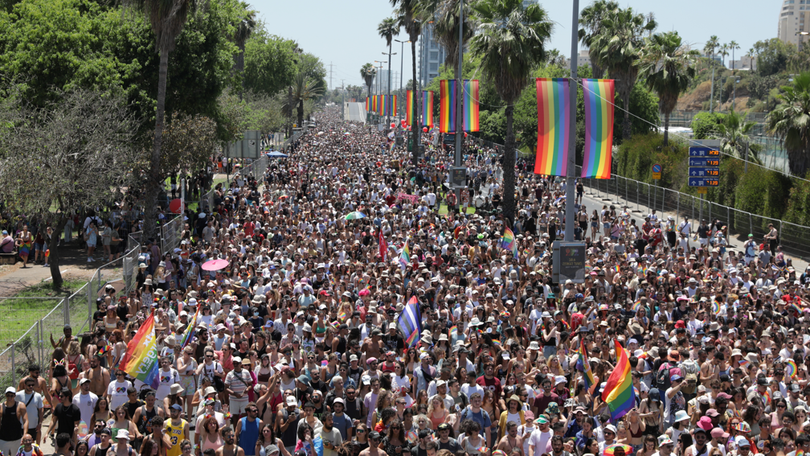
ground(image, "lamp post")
xmin=394 ymin=39 xmax=410 ymax=118
xmin=374 ymin=60 xmax=386 ymax=123
xmin=382 ymin=51 xmax=397 ymax=126
xmin=797 ymin=31 xmax=809 ymax=53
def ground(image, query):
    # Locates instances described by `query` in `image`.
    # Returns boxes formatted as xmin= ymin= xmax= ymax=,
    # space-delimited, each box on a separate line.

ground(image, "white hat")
xmin=116 ymin=430 xmax=130 ymax=441
xmin=285 ymin=396 xmax=297 ymax=406
xmin=4 ymin=387 xmax=15 ymax=394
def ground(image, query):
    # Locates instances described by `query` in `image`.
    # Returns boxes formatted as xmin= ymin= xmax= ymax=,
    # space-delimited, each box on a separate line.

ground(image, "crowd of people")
xmin=1 ymin=105 xmax=806 ymax=456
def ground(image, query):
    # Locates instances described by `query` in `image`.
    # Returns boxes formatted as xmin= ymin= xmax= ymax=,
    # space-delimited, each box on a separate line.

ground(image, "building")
xmin=729 ymin=56 xmax=757 ymax=71
xmin=576 ymin=50 xmax=591 ymax=68
xmin=778 ymin=0 xmax=810 ymax=48
xmin=419 ymin=23 xmax=447 ymax=87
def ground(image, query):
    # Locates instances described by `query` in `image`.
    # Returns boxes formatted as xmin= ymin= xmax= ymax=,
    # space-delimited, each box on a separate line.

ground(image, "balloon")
xmin=400 ymin=119 xmax=407 ymax=128
xmin=464 ymin=132 xmax=468 ymax=138
xmin=422 ymin=127 xmax=428 ymax=133
xmin=390 ymin=123 xmax=396 ymax=129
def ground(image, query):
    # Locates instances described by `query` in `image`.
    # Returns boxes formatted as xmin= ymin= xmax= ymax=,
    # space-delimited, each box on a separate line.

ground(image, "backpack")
xmin=655 ymin=362 xmax=674 ymax=401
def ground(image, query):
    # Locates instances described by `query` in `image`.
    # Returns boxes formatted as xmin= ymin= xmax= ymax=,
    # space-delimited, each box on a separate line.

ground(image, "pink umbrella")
xmin=201 ymin=259 xmax=229 ymax=271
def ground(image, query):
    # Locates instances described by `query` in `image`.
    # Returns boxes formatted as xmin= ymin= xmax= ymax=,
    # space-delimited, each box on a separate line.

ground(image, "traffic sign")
xmin=652 ymin=163 xmax=662 ymax=180
xmin=697 ymin=187 xmax=708 ymax=194
xmin=688 ymin=178 xmax=720 ymax=187
xmin=688 ymin=167 xmax=720 ymax=177
xmin=688 ymin=147 xmax=721 ymax=157
xmin=688 ymin=157 xmax=721 ymax=167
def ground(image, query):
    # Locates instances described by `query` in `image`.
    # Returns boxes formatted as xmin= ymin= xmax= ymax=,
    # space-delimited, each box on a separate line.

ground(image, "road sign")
xmin=688 ymin=147 xmax=721 ymax=157
xmin=652 ymin=163 xmax=662 ymax=180
xmin=688 ymin=167 xmax=720 ymax=177
xmin=688 ymin=157 xmax=721 ymax=167
xmin=688 ymin=178 xmax=720 ymax=187
xmin=697 ymin=187 xmax=708 ymax=194
xmin=552 ymin=242 xmax=587 ymax=284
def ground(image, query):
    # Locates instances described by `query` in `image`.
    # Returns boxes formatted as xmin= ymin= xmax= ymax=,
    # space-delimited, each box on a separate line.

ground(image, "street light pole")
xmin=454 ymin=0 xmax=465 ymax=208
xmin=382 ymin=51 xmax=397 ymax=127
xmin=395 ymin=39 xmax=410 ymax=119
xmin=564 ymin=0 xmax=579 ymax=242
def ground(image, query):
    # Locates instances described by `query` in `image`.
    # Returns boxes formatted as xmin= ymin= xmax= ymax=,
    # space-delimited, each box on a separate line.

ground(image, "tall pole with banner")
xmin=564 ymin=0 xmax=579 ymax=242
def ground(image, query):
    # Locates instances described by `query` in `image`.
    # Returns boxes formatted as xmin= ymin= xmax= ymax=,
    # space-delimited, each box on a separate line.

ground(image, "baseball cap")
xmin=285 ymin=396 xmax=297 ymax=407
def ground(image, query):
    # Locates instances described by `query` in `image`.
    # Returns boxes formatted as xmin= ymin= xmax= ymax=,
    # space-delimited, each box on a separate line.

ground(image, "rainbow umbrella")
xmin=604 ymin=445 xmax=634 ymax=456
xmin=344 ymin=211 xmax=366 ymax=220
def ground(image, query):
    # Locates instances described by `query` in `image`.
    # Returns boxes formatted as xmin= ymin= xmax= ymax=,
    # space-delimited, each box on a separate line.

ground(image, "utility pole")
xmin=395 ymin=39 xmax=409 ymax=119
xmin=329 ymin=62 xmax=333 ymax=90
xmin=382 ymin=51 xmax=397 ymax=127
xmin=453 ymin=0 xmax=465 ymax=209
xmin=564 ymin=0 xmax=579 ymax=242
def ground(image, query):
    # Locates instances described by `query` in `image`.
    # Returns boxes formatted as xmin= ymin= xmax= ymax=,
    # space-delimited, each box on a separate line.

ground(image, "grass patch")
xmin=0 ymin=279 xmax=87 ymax=344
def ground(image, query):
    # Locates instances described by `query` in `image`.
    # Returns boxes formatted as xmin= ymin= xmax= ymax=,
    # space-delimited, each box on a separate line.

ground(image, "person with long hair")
xmin=92 ymin=397 xmax=112 ymax=424
xmin=108 ymin=405 xmax=140 ymax=445
xmin=256 ymin=424 xmax=276 ymax=456
xmin=197 ymin=415 xmax=223 ymax=454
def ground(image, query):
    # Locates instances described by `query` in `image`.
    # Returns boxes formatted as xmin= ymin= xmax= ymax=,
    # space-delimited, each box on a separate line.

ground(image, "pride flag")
xmin=391 ymin=95 xmax=397 ymax=117
xmin=534 ymin=78 xmax=570 ymax=177
xmin=422 ymin=91 xmax=434 ymax=127
xmin=439 ymin=80 xmax=456 ymax=133
xmin=463 ymin=80 xmax=480 ymax=132
xmin=366 ymin=97 xmax=370 ymax=112
xmin=378 ymin=95 xmax=386 ymax=116
xmin=399 ymin=241 xmax=410 ymax=269
xmin=501 ymin=227 xmax=518 ymax=259
xmin=398 ymin=296 xmax=422 ymax=348
xmin=581 ymin=79 xmax=615 ymax=179
xmin=601 ymin=339 xmax=635 ymax=422
xmin=179 ymin=304 xmax=200 ymax=350
xmin=577 ymin=339 xmax=596 ymax=390
xmin=118 ymin=312 xmax=160 ymax=389
xmin=406 ymin=90 xmax=415 ymax=126
xmin=372 ymin=96 xmax=377 ymax=113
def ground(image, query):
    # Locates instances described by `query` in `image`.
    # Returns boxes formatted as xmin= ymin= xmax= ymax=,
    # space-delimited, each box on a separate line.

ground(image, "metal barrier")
xmin=161 ymin=216 xmax=183 ymax=255
xmin=576 ymin=166 xmax=810 ymax=259
xmin=0 ymin=243 xmax=143 ymax=387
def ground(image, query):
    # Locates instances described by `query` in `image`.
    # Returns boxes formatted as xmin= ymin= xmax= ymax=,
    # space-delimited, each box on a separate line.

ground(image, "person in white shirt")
xmin=527 ymin=415 xmax=553 ymax=456
xmin=517 ymin=412 xmax=537 ymax=456
xmin=73 ymin=379 xmax=99 ymax=425
xmin=106 ymin=371 xmax=133 ymax=410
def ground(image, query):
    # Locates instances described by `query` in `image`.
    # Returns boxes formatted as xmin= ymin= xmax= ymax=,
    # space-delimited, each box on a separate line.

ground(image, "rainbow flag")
xmin=422 ymin=91 xmax=434 ymax=127
xmin=406 ymin=90 xmax=415 ymax=126
xmin=491 ymin=339 xmax=501 ymax=348
xmin=463 ymin=80 xmax=480 ymax=132
xmin=791 ymin=303 xmax=802 ymax=315
xmin=581 ymin=79 xmax=615 ymax=179
xmin=501 ymin=227 xmax=518 ymax=259
xmin=366 ymin=97 xmax=370 ymax=112
xmin=614 ymin=265 xmax=620 ymax=273
xmin=534 ymin=78 xmax=570 ymax=177
xmin=711 ymin=301 xmax=721 ymax=315
xmin=450 ymin=326 xmax=458 ymax=339
xmin=391 ymin=95 xmax=397 ymax=117
xmin=372 ymin=96 xmax=377 ymax=112
xmin=439 ymin=80 xmax=456 ymax=133
xmin=787 ymin=359 xmax=798 ymax=379
xmin=399 ymin=241 xmax=410 ymax=269
xmin=378 ymin=94 xmax=386 ymax=116
xmin=398 ymin=296 xmax=422 ymax=348
xmin=601 ymin=339 xmax=635 ymax=422
xmin=44 ymin=249 xmax=50 ymax=260
xmin=631 ymin=301 xmax=642 ymax=312
xmin=118 ymin=312 xmax=160 ymax=389
xmin=738 ymin=358 xmax=750 ymax=369
xmin=179 ymin=304 xmax=200 ymax=349
xmin=578 ymin=339 xmax=596 ymax=390
xmin=98 ymin=343 xmax=112 ymax=357
xmin=338 ymin=309 xmax=349 ymax=323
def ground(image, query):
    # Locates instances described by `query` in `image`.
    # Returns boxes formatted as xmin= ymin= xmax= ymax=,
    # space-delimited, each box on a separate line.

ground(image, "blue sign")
xmin=688 ymin=178 xmax=720 ymax=187
xmin=652 ymin=164 xmax=662 ymax=173
xmin=689 ymin=147 xmax=721 ymax=157
xmin=688 ymin=157 xmax=721 ymax=167
xmin=688 ymin=167 xmax=720 ymax=177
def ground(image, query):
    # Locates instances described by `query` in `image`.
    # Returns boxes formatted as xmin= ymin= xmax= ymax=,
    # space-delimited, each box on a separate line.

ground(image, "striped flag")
xmin=118 ymin=312 xmax=160 ymax=388
xmin=179 ymin=304 xmax=201 ymax=349
xmin=399 ymin=241 xmax=410 ymax=269
xmin=534 ymin=78 xmax=571 ymax=177
xmin=581 ymin=79 xmax=615 ymax=179
xmin=577 ymin=339 xmax=596 ymax=390
xmin=463 ymin=80 xmax=480 ymax=132
xmin=379 ymin=229 xmax=388 ymax=261
xmin=501 ymin=227 xmax=518 ymax=259
xmin=422 ymin=91 xmax=434 ymax=127
xmin=398 ymin=296 xmax=422 ymax=348
xmin=439 ymin=80 xmax=456 ymax=133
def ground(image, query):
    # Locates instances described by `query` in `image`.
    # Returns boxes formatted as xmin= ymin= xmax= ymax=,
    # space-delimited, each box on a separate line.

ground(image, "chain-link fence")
xmin=161 ymin=216 xmax=183 ymax=255
xmin=576 ymin=166 xmax=810 ymax=259
xmin=0 ymin=238 xmax=145 ymax=387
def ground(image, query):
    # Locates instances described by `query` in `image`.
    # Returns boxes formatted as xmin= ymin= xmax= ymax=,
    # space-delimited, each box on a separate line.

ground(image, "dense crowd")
xmin=2 ymin=106 xmax=806 ymax=456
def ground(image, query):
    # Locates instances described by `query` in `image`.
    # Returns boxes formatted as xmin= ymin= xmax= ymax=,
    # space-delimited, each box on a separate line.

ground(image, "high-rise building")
xmin=778 ymin=0 xmax=810 ymax=48
xmin=419 ymin=23 xmax=447 ymax=87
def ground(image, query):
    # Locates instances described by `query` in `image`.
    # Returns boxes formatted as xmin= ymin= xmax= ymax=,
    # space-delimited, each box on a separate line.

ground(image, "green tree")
xmin=231 ymin=2 xmax=256 ymax=95
xmin=243 ymin=30 xmax=299 ymax=97
xmin=391 ymin=0 xmax=422 ymax=164
xmin=714 ymin=107 xmax=759 ymax=163
xmin=767 ymin=72 xmax=810 ymax=177
xmin=720 ymin=43 xmax=730 ymax=68
xmin=469 ymin=0 xmax=552 ymax=224
xmin=729 ymin=40 xmax=740 ymax=71
xmin=588 ymin=5 xmax=656 ymax=140
xmin=755 ymin=38 xmax=794 ymax=76
xmin=638 ymin=31 xmax=698 ymax=145
xmin=578 ymin=0 xmax=619 ymax=79
xmin=124 ymin=0 xmax=195 ymax=239
xmin=360 ymin=63 xmax=376 ymax=99
xmin=286 ymin=72 xmax=325 ymax=127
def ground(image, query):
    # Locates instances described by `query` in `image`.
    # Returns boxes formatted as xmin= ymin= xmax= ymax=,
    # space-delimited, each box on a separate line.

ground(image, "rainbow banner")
xmin=378 ymin=95 xmax=386 ymax=116
xmin=581 ymin=79 xmax=615 ymax=179
xmin=391 ymin=95 xmax=397 ymax=117
xmin=501 ymin=226 xmax=518 ymax=259
xmin=366 ymin=97 xmax=370 ymax=112
xmin=372 ymin=96 xmax=377 ymax=112
xmin=118 ymin=312 xmax=160 ymax=388
xmin=463 ymin=80 xmax=480 ymax=132
xmin=577 ymin=339 xmax=596 ymax=390
xmin=439 ymin=80 xmax=456 ymax=133
xmin=422 ymin=91 xmax=434 ymax=127
xmin=601 ymin=339 xmax=635 ymax=422
xmin=534 ymin=78 xmax=571 ymax=177
xmin=406 ymin=90 xmax=415 ymax=126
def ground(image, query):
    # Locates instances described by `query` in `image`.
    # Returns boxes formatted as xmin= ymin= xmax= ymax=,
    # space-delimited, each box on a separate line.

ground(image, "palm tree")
xmin=378 ymin=17 xmax=399 ymax=123
xmin=469 ymin=0 xmax=552 ymax=224
xmin=714 ymin=107 xmax=760 ymax=164
xmin=704 ymin=35 xmax=719 ymax=59
xmin=360 ymin=63 xmax=377 ymax=99
xmin=729 ymin=40 xmax=740 ymax=71
xmin=124 ymin=0 xmax=195 ymax=238
xmin=233 ymin=3 xmax=257 ymax=98
xmin=578 ymin=0 xmax=619 ymax=79
xmin=391 ymin=0 xmax=422 ymax=165
xmin=639 ymin=31 xmax=698 ymax=145
xmin=767 ymin=72 xmax=810 ymax=177
xmin=720 ymin=43 xmax=730 ymax=68
xmin=589 ymin=6 xmax=656 ymax=140
xmin=289 ymin=72 xmax=326 ymax=127
xmin=423 ymin=0 xmax=475 ymax=78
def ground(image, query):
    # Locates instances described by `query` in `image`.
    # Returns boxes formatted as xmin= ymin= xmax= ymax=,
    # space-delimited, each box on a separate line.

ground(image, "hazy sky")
xmin=249 ymin=0 xmax=782 ymax=90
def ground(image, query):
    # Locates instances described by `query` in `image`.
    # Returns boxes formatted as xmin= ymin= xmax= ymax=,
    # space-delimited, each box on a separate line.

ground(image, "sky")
xmin=249 ymin=0 xmax=783 ymax=91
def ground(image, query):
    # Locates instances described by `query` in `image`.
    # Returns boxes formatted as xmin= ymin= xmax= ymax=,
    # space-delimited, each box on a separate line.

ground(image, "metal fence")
xmin=576 ymin=166 xmax=810 ymax=260
xmin=200 ymin=155 xmax=270 ymax=213
xmin=161 ymin=216 xmax=183 ymax=255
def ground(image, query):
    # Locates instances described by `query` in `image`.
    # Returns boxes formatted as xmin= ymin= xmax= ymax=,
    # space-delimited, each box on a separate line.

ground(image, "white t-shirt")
xmin=527 ymin=429 xmax=552 ymax=456
xmin=106 ymin=380 xmax=133 ymax=410
xmin=156 ymin=368 xmax=180 ymax=401
xmin=73 ymin=391 xmax=99 ymax=424
xmin=16 ymin=391 xmax=43 ymax=427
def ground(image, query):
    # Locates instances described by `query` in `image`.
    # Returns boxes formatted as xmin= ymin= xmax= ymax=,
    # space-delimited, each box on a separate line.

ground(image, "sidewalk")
xmin=0 ymin=243 xmax=105 ymax=296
